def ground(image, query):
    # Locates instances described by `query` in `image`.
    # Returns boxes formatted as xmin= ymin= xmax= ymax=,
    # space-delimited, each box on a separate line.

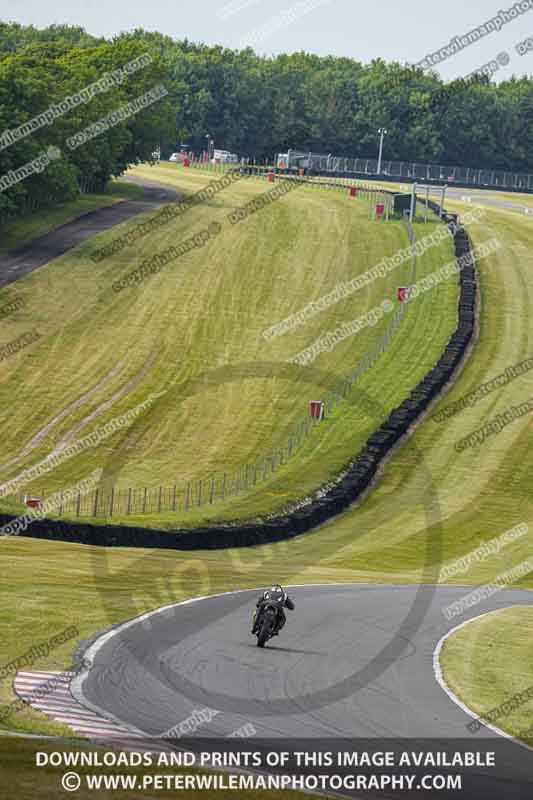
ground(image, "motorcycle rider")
xmin=252 ymin=584 xmax=295 ymax=636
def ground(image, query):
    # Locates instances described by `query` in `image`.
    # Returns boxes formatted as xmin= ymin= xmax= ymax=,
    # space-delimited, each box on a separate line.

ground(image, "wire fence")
xmin=185 ymin=159 xmax=404 ymax=218
xmin=182 ymin=160 xmax=436 ymax=221
xmin=14 ymin=182 xmax=423 ymax=521
xmin=280 ymin=149 xmax=533 ymax=191
xmin=321 ymin=217 xmax=418 ymax=420
xmin=16 ymin=415 xmax=320 ymax=519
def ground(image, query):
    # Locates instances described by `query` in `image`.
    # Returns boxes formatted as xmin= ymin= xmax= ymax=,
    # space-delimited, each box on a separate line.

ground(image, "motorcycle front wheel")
xmin=257 ymin=609 xmax=275 ymax=647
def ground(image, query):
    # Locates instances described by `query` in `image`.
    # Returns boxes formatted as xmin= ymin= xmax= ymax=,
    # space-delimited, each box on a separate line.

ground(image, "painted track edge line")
xmin=69 ymin=580 xmax=377 ymax=800
xmin=72 ymin=583 xmax=533 ymax=735
xmin=432 ymin=607 xmax=533 ymax=753
xmin=70 ymin=582 xmax=368 ymax=731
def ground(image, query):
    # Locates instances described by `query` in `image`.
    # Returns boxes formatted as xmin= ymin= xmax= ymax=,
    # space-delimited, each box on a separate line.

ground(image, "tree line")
xmin=0 ymin=20 xmax=532 ymax=222
xmin=0 ymin=23 xmax=173 ymax=222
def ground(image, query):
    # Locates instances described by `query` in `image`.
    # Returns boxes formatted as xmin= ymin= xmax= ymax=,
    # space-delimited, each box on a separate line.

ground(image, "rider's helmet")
xmin=264 ymin=584 xmax=285 ymax=601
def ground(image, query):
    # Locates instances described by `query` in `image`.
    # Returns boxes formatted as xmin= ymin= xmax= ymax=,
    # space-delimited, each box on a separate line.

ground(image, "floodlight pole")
xmin=377 ymin=128 xmax=388 ymax=174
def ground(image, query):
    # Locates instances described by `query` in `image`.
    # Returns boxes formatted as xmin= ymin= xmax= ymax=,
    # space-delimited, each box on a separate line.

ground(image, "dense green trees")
xmin=0 ymin=26 xmax=173 ymax=221
xmin=0 ymin=20 xmax=532 ymax=224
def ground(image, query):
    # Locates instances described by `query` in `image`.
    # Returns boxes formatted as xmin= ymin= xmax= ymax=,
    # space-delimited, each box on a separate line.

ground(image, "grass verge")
xmin=439 ymin=606 xmax=533 ymax=743
xmin=2 ymin=176 xmax=533 ymax=744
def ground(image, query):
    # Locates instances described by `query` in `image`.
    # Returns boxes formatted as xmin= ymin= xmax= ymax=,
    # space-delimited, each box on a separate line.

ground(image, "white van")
xmin=212 ymin=149 xmax=239 ymax=164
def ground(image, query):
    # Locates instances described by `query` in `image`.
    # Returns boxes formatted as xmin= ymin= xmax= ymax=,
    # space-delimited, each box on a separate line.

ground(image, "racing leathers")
xmin=252 ymin=586 xmax=295 ymax=635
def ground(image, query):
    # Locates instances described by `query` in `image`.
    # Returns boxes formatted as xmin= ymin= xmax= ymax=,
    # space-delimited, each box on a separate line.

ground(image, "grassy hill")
xmin=1 ymin=178 xmax=532 ymax=738
xmin=0 ymin=164 xmax=455 ymax=526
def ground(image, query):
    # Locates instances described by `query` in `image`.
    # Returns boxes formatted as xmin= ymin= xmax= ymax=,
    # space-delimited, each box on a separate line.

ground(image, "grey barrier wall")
xmin=0 ymin=199 xmax=476 ymax=550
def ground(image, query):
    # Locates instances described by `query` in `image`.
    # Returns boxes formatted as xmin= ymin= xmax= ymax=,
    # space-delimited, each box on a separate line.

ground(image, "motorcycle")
xmin=252 ymin=603 xmax=280 ymax=648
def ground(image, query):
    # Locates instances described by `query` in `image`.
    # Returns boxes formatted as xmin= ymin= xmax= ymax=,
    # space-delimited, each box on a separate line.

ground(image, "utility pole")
xmin=205 ymin=133 xmax=214 ymax=161
xmin=410 ymin=182 xmax=417 ymax=223
xmin=439 ymin=185 xmax=447 ymax=218
xmin=377 ymin=128 xmax=388 ymax=174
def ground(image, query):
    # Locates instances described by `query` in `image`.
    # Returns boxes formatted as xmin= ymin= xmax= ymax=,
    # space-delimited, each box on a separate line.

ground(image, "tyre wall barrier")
xmin=0 ymin=202 xmax=476 ymax=551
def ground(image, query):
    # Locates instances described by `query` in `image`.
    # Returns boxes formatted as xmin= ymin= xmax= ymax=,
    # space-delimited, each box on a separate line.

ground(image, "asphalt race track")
xmin=71 ymin=584 xmax=533 ymax=797
xmin=424 ymin=186 xmax=533 ymax=215
xmin=77 ymin=584 xmax=532 ymax=738
xmin=4 ymin=179 xmax=533 ymax=793
xmin=0 ymin=177 xmax=180 ymax=290
xmin=0 ymin=175 xmax=526 ymax=293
